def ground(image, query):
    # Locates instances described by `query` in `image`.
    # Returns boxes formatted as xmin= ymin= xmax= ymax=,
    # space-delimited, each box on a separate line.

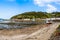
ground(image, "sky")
xmin=0 ymin=0 xmax=60 ymax=19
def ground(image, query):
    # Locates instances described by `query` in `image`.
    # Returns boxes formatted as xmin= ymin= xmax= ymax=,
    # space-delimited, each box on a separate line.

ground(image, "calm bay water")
xmin=0 ymin=21 xmax=46 ymax=29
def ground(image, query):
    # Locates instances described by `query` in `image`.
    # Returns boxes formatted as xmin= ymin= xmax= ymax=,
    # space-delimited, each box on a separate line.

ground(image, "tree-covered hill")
xmin=11 ymin=12 xmax=60 ymax=19
xmin=11 ymin=12 xmax=48 ymax=19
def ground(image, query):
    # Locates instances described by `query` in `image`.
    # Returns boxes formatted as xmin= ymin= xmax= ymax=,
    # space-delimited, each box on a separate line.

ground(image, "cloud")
xmin=34 ymin=0 xmax=60 ymax=6
xmin=46 ymin=4 xmax=57 ymax=13
xmin=33 ymin=0 xmax=60 ymax=12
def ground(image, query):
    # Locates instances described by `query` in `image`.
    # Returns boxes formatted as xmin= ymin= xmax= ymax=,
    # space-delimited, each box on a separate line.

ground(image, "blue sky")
xmin=0 ymin=0 xmax=60 ymax=19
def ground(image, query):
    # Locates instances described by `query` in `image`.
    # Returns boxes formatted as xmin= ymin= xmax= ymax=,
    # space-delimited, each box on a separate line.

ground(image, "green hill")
xmin=11 ymin=12 xmax=48 ymax=19
xmin=11 ymin=12 xmax=60 ymax=19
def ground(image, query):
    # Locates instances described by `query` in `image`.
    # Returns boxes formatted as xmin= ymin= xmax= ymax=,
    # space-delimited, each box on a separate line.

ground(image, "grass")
xmin=49 ymin=25 xmax=60 ymax=40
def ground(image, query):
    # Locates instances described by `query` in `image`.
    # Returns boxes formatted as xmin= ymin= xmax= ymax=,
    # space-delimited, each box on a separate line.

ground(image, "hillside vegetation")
xmin=11 ymin=12 xmax=60 ymax=19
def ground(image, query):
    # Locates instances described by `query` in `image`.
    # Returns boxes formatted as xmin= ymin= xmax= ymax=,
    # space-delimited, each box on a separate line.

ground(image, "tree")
xmin=11 ymin=11 xmax=50 ymax=19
